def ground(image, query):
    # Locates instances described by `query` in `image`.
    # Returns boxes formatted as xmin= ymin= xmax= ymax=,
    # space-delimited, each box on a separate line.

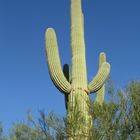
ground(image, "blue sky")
xmin=0 ymin=0 xmax=140 ymax=132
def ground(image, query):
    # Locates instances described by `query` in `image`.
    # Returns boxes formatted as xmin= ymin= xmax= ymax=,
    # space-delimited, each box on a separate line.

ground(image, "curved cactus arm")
xmin=63 ymin=64 xmax=71 ymax=109
xmin=87 ymin=62 xmax=110 ymax=94
xmin=45 ymin=28 xmax=72 ymax=94
xmin=95 ymin=52 xmax=106 ymax=105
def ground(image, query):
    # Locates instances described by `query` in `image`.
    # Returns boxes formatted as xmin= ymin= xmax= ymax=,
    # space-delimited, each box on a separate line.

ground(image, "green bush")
xmin=0 ymin=81 xmax=140 ymax=140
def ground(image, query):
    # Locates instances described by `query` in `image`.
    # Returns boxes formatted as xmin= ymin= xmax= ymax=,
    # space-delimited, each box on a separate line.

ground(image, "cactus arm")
xmin=95 ymin=52 xmax=107 ymax=105
xmin=87 ymin=62 xmax=110 ymax=93
xmin=45 ymin=28 xmax=72 ymax=93
xmin=63 ymin=64 xmax=71 ymax=110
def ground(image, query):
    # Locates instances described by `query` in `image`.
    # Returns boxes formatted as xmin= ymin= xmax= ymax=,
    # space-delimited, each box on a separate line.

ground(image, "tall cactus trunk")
xmin=67 ymin=0 xmax=92 ymax=139
xmin=71 ymin=0 xmax=87 ymax=86
xmin=45 ymin=0 xmax=110 ymax=139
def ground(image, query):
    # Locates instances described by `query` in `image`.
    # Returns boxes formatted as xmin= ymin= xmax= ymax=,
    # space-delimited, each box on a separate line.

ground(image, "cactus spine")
xmin=45 ymin=0 xmax=110 ymax=139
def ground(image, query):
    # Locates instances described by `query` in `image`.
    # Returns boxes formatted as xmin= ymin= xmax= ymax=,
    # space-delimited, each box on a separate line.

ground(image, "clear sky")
xmin=0 ymin=0 xmax=140 ymax=132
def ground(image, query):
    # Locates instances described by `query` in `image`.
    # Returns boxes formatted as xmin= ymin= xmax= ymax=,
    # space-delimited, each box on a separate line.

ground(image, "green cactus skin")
xmin=45 ymin=0 xmax=110 ymax=139
xmin=95 ymin=53 xmax=107 ymax=105
xmin=45 ymin=29 xmax=72 ymax=93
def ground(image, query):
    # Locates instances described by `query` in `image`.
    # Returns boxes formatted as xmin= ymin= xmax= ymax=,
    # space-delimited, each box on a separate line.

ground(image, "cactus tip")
xmin=46 ymin=27 xmax=54 ymax=32
xmin=104 ymin=62 xmax=110 ymax=70
xmin=45 ymin=28 xmax=55 ymax=36
xmin=100 ymin=52 xmax=106 ymax=57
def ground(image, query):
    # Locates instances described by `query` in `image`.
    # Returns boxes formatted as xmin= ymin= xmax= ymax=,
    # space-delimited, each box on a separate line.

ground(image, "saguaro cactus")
xmin=45 ymin=0 xmax=110 ymax=139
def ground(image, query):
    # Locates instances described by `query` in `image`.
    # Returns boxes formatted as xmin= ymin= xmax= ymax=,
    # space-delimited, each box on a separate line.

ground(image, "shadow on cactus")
xmin=45 ymin=0 xmax=110 ymax=139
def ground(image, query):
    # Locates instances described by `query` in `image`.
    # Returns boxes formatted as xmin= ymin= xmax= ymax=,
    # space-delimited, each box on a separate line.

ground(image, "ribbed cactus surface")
xmin=45 ymin=0 xmax=110 ymax=139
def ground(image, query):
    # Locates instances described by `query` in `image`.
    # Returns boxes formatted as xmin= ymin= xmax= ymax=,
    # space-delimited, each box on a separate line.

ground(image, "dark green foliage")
xmin=0 ymin=81 xmax=140 ymax=139
xmin=89 ymin=81 xmax=140 ymax=140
